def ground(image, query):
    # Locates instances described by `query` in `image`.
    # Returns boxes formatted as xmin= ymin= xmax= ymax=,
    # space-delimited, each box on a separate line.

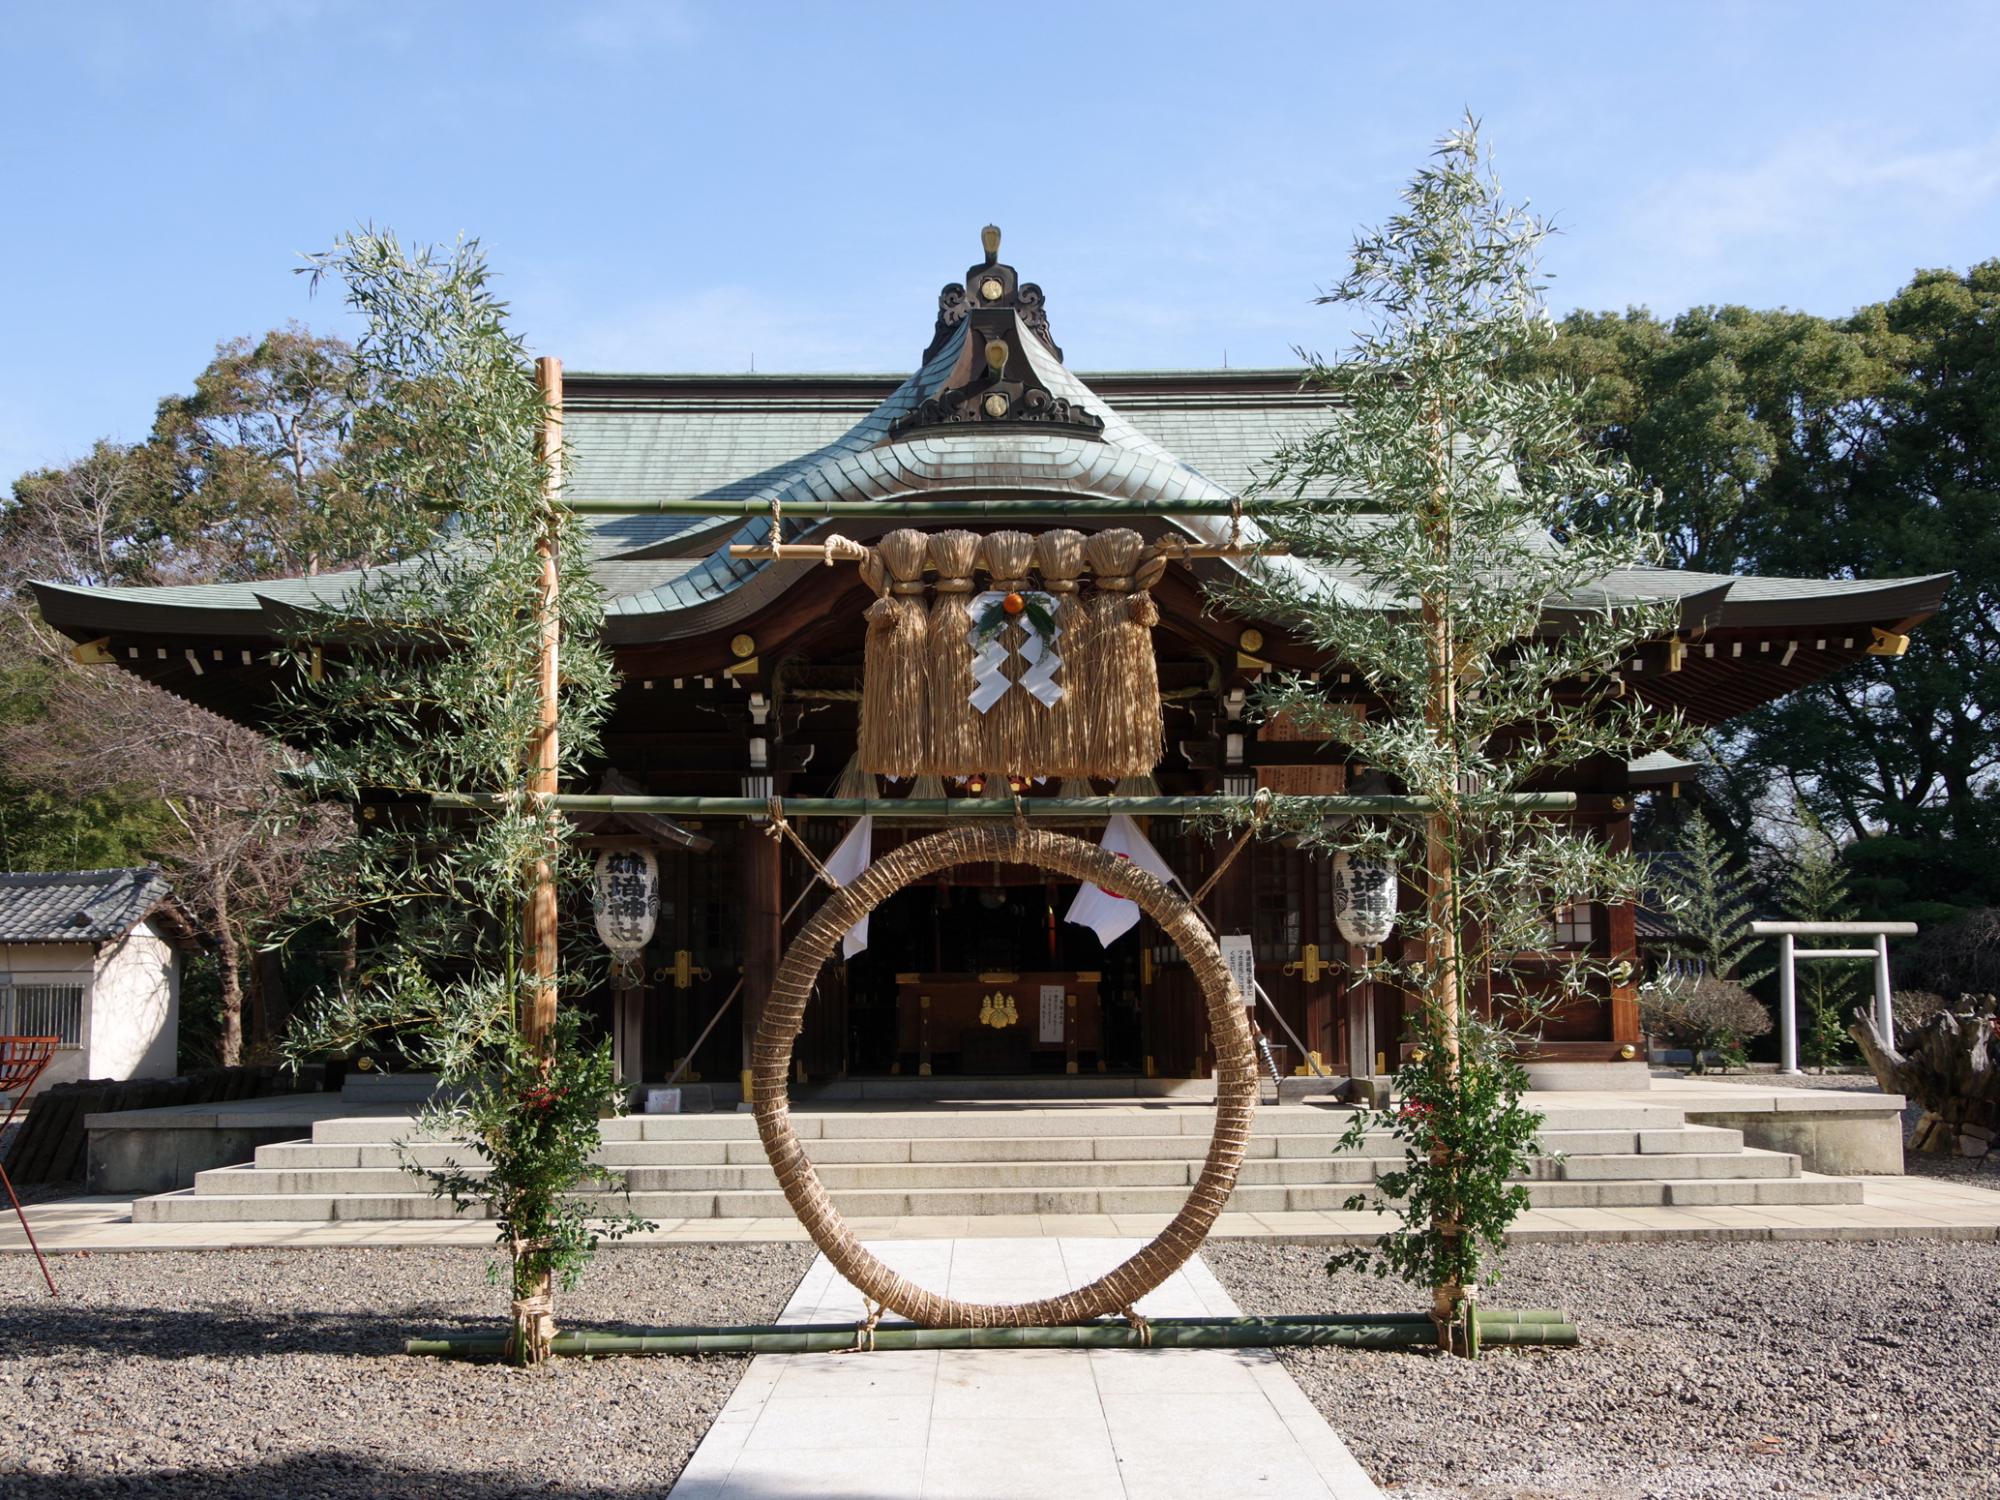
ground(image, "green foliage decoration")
xmin=273 ymin=230 xmax=626 ymax=1363
xmin=1327 ymin=1019 xmax=1543 ymax=1318
xmin=425 ymin=1008 xmax=651 ymax=1317
xmin=1215 ymin=116 xmax=1687 ymax=1351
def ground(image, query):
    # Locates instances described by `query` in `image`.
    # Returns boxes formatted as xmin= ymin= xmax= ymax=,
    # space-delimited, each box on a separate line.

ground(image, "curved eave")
xmin=1707 ymin=573 xmax=1952 ymax=631
xmin=31 ymin=580 xmax=273 ymax=642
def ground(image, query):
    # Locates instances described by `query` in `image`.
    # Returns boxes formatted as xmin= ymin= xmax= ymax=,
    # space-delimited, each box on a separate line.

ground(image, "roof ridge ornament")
xmin=893 ymin=227 xmax=1104 ymax=442
xmin=921 ymin=225 xmax=1063 ymax=365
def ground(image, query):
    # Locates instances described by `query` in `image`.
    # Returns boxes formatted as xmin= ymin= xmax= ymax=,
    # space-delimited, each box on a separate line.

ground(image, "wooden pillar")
xmin=738 ymin=820 xmax=781 ymax=1101
xmin=522 ymin=356 xmax=563 ymax=1050
xmin=1208 ymin=827 xmax=1255 ymax=1076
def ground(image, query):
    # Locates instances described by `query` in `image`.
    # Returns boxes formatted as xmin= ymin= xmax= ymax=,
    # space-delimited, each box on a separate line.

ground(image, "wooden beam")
xmin=431 ymin=792 xmax=1578 ymax=818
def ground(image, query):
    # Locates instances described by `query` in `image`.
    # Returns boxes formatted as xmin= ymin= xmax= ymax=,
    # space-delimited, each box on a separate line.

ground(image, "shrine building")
xmin=33 ymin=229 xmax=1949 ymax=1100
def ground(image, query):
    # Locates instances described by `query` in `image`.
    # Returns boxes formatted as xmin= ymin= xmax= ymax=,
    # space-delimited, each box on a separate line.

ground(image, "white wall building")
xmin=0 ymin=868 xmax=197 ymax=1095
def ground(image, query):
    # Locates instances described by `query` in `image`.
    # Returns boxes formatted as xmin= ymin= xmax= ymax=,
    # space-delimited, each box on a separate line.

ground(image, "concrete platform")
xmin=669 ymin=1238 xmax=1384 ymax=1500
xmin=7 ymin=1174 xmax=1996 ymax=1254
xmin=1646 ymin=1075 xmax=1909 ymax=1174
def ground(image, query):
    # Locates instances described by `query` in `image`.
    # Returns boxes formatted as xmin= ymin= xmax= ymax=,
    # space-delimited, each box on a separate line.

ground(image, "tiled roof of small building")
xmin=0 ymin=867 xmax=180 ymax=944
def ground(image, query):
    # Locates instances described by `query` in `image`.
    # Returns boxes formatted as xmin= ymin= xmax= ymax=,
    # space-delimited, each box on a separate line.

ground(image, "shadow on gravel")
xmin=0 ymin=1455 xmax=688 ymax=1500
xmin=0 ymin=1304 xmax=491 ymax=1360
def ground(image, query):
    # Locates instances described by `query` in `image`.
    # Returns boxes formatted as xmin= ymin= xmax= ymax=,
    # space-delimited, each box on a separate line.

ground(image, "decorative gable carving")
xmin=921 ymin=224 xmax=1065 ymax=364
xmin=895 ymin=228 xmax=1104 ymax=442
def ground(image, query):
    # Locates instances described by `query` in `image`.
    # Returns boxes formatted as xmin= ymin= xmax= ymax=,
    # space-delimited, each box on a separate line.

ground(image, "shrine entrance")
xmin=841 ymin=868 xmax=1146 ymax=1078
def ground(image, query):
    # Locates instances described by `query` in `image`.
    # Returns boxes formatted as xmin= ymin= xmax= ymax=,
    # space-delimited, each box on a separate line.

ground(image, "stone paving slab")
xmin=668 ymin=1238 xmax=1385 ymax=1500
xmin=4 ymin=1176 xmax=1996 ymax=1252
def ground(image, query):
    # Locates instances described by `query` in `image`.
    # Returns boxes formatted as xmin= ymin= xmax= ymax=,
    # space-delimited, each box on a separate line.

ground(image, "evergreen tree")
xmin=1785 ymin=814 xmax=1860 ymax=1070
xmin=1661 ymin=811 xmax=1771 ymax=987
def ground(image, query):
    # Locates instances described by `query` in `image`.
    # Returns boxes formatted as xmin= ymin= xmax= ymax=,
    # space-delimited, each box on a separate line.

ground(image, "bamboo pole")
xmin=429 ymin=793 xmax=1580 ymax=819
xmin=727 ymin=540 xmax=1284 ymax=561
xmin=405 ymin=1310 xmax=1579 ymax=1360
xmin=1421 ymin=411 xmax=1467 ymax=1354
xmin=524 ymin=356 xmax=564 ymax=1050
xmin=506 ymin=355 xmax=568 ymax=1369
xmin=563 ymin=496 xmax=1262 ymax=518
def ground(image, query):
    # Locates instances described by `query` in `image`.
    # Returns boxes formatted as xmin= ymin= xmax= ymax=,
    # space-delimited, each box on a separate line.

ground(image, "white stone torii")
xmin=1749 ymin=920 xmax=1920 ymax=1075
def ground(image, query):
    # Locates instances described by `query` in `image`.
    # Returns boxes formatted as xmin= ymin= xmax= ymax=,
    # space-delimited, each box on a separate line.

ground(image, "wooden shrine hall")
xmin=34 ymin=227 xmax=1949 ymax=1099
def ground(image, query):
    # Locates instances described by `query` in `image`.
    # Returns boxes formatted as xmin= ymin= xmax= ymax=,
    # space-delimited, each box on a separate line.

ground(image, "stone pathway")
xmin=668 ymin=1238 xmax=1384 ymax=1500
xmin=5 ymin=1172 xmax=1996 ymax=1253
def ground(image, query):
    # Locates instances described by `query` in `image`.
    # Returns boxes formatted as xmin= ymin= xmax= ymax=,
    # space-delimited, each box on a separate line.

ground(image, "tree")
xmin=1783 ymin=814 xmax=1860 ymax=1070
xmin=1227 ymin=117 xmax=1682 ymax=1353
xmin=1638 ymin=971 xmax=1772 ymax=1073
xmin=136 ymin=324 xmax=408 ymax=580
xmin=1660 ymin=811 xmax=1770 ymax=986
xmin=0 ymin=328 xmax=423 ymax=1054
xmin=275 ymin=231 xmax=635 ymax=1365
xmin=1542 ymin=267 xmax=2000 ymax=919
xmin=1 ymin=659 xmax=344 ymax=1062
xmin=0 ymin=432 xmax=338 ymax=1061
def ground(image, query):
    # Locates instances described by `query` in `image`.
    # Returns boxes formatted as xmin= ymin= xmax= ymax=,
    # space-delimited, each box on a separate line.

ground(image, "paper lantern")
xmin=1332 ymin=850 xmax=1397 ymax=947
xmin=592 ymin=848 xmax=660 ymax=983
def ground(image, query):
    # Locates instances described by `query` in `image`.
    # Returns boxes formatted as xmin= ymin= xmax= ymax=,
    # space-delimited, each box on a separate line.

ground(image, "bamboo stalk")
xmin=510 ymin=354 xmax=567 ymax=1370
xmin=524 ymin=355 xmax=565 ymax=1050
xmin=405 ymin=1311 xmax=1579 ymax=1360
xmin=728 ymin=541 xmax=1286 ymax=560
xmin=565 ymin=496 xmax=1264 ymax=517
xmin=427 ymin=793 xmax=1580 ymax=818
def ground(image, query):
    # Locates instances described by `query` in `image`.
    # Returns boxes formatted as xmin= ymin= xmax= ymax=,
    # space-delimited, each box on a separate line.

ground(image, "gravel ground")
xmin=1670 ymin=1068 xmax=1999 ymax=1190
xmin=0 ymin=1243 xmax=812 ymax=1499
xmin=1208 ymin=1238 xmax=2000 ymax=1500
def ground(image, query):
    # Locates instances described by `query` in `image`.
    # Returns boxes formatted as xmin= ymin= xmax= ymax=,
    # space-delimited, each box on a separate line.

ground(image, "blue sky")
xmin=5 ymin=1 xmax=1998 ymax=482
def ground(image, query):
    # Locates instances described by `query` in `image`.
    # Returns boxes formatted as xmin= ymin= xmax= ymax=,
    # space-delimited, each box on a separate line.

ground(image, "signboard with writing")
xmin=1039 ymin=984 xmax=1066 ymax=1043
xmin=1220 ymin=934 xmax=1256 ymax=1010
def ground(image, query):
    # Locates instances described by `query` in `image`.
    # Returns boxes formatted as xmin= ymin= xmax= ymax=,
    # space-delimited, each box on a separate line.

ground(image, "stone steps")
xmin=129 ymin=1099 xmax=1865 ymax=1223
xmin=195 ymin=1144 xmax=1800 ymax=1198
xmin=243 ymin=1123 xmax=1746 ymax=1171
xmin=296 ymin=1102 xmax=1697 ymax=1144
xmin=135 ymin=1171 xmax=1863 ymax=1223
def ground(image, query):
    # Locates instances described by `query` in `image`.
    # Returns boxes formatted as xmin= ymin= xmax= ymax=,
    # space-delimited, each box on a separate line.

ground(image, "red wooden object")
xmin=0 ymin=1037 xmax=60 ymax=1296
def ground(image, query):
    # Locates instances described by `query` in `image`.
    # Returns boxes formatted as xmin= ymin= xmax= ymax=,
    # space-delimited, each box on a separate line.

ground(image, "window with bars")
xmin=0 ymin=984 xmax=85 ymax=1048
xmin=1254 ymin=844 xmax=1332 ymax=965
xmin=1549 ymin=904 xmax=1595 ymax=948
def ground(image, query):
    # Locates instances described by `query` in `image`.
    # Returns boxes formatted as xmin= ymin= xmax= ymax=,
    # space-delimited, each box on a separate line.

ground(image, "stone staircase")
xmin=130 ymin=1097 xmax=1864 ymax=1223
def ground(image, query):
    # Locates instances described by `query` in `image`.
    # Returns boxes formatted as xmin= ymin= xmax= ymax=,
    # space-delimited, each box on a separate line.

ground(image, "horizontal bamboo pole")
xmin=727 ymin=541 xmax=1283 ymax=561
xmin=426 ymin=793 xmax=1580 ymax=819
xmin=564 ymin=496 xmax=1261 ymax=517
xmin=405 ymin=1311 xmax=1578 ymax=1360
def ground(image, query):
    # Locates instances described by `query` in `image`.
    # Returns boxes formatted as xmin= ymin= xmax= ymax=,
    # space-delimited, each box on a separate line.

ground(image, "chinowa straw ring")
xmin=751 ymin=823 xmax=1258 ymax=1327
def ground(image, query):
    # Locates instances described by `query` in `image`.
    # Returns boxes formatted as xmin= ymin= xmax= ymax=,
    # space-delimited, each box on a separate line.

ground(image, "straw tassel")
xmin=1083 ymin=528 xmax=1165 ymax=777
xmin=856 ymin=528 xmax=931 ymax=777
xmin=1034 ymin=529 xmax=1090 ymax=778
xmin=977 ymin=530 xmax=1040 ymax=776
xmin=923 ymin=530 xmax=984 ymax=775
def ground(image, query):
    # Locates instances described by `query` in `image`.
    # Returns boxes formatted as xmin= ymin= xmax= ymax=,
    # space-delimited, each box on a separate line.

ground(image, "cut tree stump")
xmin=1851 ymin=1001 xmax=2000 ymax=1160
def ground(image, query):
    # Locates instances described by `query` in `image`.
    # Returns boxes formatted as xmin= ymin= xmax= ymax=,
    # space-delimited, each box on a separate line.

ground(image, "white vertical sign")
xmin=1220 ymin=934 xmax=1257 ymax=1010
xmin=1039 ymin=984 xmax=1066 ymax=1043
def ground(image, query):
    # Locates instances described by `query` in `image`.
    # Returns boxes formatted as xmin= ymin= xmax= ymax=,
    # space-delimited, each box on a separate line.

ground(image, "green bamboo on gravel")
xmin=404 ymin=1311 xmax=1578 ymax=1360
